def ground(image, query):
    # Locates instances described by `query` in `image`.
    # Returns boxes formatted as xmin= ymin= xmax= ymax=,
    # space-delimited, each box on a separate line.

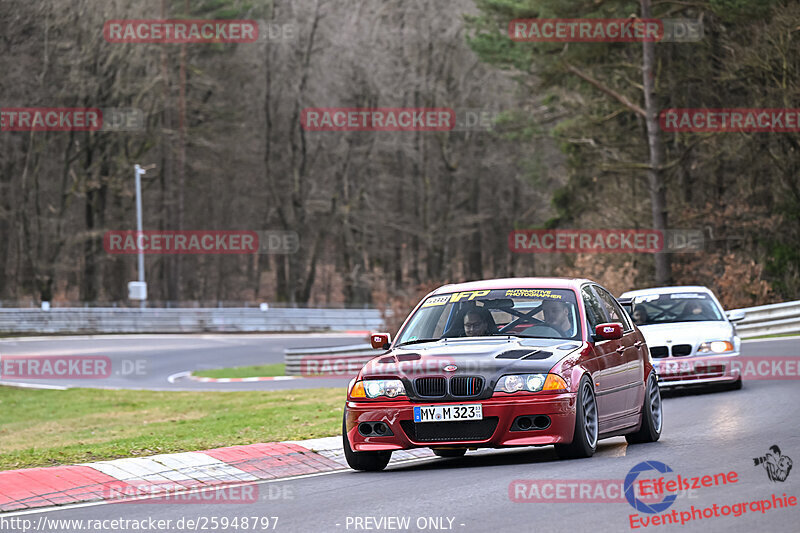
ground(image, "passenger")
xmin=463 ymin=308 xmax=494 ymax=337
xmin=632 ymin=306 xmax=648 ymax=326
xmin=541 ymin=299 xmax=573 ymax=337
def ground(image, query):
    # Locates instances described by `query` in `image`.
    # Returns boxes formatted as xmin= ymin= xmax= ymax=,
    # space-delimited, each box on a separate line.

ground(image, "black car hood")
xmin=360 ymin=337 xmax=583 ymax=401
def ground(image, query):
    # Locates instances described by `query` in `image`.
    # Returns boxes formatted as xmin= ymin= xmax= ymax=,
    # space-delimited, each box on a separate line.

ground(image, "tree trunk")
xmin=640 ymin=0 xmax=671 ymax=284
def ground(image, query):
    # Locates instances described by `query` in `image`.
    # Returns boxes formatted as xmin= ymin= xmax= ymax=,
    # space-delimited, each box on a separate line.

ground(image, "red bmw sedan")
xmin=343 ymin=277 xmax=662 ymax=471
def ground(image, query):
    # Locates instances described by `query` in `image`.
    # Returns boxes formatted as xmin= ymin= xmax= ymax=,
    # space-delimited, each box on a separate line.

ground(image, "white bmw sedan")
xmin=619 ymin=286 xmax=746 ymax=390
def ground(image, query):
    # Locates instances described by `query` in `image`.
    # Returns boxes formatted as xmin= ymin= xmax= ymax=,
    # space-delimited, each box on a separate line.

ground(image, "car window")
xmin=431 ymin=304 xmax=454 ymax=337
xmin=581 ymin=286 xmax=607 ymax=329
xmin=629 ymin=292 xmax=725 ymax=325
xmin=593 ymin=286 xmax=633 ymax=331
xmin=395 ymin=288 xmax=582 ymax=343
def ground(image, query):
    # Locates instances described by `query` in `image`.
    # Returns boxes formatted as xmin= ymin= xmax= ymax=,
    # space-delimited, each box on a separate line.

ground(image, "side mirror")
xmin=370 ymin=332 xmax=392 ymax=350
xmin=594 ymin=323 xmax=623 ymax=341
xmin=726 ymin=309 xmax=746 ymax=322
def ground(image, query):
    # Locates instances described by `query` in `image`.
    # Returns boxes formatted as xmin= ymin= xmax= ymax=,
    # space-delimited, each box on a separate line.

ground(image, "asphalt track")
xmin=1 ymin=337 xmax=798 ymax=532
xmin=0 ymin=334 xmax=358 ymax=391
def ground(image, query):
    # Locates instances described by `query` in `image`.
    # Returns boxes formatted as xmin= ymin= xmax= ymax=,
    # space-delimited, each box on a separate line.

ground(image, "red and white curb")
xmin=166 ymin=371 xmax=302 ymax=384
xmin=0 ymin=439 xmax=434 ymax=513
xmin=0 ymin=442 xmax=337 ymax=512
xmin=187 ymin=375 xmax=300 ymax=383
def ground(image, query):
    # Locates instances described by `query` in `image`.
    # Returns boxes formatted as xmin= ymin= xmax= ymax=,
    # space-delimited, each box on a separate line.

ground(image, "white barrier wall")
xmin=0 ymin=308 xmax=383 ymax=334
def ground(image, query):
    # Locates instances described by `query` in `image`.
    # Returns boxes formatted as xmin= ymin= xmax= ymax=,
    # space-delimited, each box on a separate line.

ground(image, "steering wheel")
xmin=498 ymin=316 xmax=548 ymax=334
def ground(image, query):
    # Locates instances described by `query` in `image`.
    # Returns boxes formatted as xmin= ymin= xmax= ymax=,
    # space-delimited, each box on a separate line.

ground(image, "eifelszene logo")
xmin=624 ymin=461 xmax=678 ymax=514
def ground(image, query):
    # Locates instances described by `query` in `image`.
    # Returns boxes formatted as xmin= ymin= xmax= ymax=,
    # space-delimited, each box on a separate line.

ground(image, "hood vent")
xmin=523 ymin=351 xmax=552 ymax=360
xmin=496 ymin=349 xmax=551 ymax=360
xmin=378 ymin=353 xmax=420 ymax=364
xmin=496 ymin=349 xmax=533 ymax=359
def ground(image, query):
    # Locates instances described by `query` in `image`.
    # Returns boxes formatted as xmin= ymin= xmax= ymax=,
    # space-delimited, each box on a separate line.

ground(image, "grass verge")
xmin=193 ymin=363 xmax=287 ymax=378
xmin=0 ymin=386 xmax=344 ymax=471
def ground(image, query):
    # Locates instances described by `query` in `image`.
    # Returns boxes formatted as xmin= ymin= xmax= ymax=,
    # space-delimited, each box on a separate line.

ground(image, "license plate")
xmin=413 ymin=404 xmax=482 ymax=423
xmin=656 ymin=361 xmax=694 ymax=376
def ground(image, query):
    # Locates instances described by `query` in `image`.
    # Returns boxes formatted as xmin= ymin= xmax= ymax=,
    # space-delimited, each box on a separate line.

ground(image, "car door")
xmin=593 ymin=286 xmax=644 ymax=417
xmin=581 ymin=285 xmax=627 ymax=428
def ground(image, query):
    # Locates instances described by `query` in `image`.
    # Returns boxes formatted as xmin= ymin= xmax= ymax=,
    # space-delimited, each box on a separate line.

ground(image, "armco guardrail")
xmin=0 ymin=308 xmax=383 ymax=334
xmin=284 ymin=344 xmax=378 ymax=376
xmin=282 ymin=301 xmax=800 ymax=376
xmin=732 ymin=300 xmax=800 ymax=338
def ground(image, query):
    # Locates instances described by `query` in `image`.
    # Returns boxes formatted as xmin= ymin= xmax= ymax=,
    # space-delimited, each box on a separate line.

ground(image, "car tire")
xmin=432 ymin=448 xmax=467 ymax=458
xmin=626 ymin=373 xmax=663 ymax=444
xmin=342 ymin=412 xmax=392 ymax=471
xmin=554 ymin=375 xmax=598 ymax=460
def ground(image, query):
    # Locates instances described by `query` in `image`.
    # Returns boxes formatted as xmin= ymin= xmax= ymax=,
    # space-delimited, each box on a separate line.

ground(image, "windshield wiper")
xmin=396 ymin=338 xmax=440 ymax=347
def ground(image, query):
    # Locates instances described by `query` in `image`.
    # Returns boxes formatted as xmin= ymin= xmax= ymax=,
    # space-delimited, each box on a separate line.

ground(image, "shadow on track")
xmin=660 ymin=382 xmax=745 ymax=399
xmin=378 ymin=440 xmax=626 ymax=473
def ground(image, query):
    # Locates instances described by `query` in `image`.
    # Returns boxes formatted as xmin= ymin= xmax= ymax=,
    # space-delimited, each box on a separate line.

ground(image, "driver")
xmin=632 ymin=306 xmax=648 ymax=326
xmin=463 ymin=309 xmax=492 ymax=337
xmin=541 ymin=299 xmax=572 ymax=337
xmin=683 ymin=301 xmax=705 ymax=319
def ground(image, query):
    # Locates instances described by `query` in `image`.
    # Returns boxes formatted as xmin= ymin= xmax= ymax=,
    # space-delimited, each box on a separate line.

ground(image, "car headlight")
xmin=697 ymin=340 xmax=735 ymax=354
xmin=495 ymin=373 xmax=567 ymax=393
xmin=350 ymin=379 xmax=406 ymax=399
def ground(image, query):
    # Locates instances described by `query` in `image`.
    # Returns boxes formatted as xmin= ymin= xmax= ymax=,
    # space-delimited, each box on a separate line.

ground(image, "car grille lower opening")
xmin=649 ymin=346 xmax=668 ymax=358
xmin=415 ymin=377 xmax=446 ymax=397
xmin=671 ymin=344 xmax=693 ymax=357
xmin=450 ymin=376 xmax=484 ymax=396
xmin=400 ymin=417 xmax=499 ymax=442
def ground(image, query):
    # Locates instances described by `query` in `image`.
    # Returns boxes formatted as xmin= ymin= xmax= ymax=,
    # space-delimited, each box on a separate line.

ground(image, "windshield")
xmin=630 ymin=292 xmax=724 ymax=325
xmin=395 ymin=288 xmax=581 ymax=344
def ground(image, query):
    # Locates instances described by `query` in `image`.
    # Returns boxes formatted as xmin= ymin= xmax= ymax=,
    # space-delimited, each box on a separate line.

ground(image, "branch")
xmin=563 ymin=62 xmax=646 ymax=118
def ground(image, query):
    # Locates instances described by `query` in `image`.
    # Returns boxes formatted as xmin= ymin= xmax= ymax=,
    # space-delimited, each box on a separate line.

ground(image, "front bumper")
xmin=345 ymin=392 xmax=576 ymax=452
xmin=652 ymin=353 xmax=741 ymax=387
